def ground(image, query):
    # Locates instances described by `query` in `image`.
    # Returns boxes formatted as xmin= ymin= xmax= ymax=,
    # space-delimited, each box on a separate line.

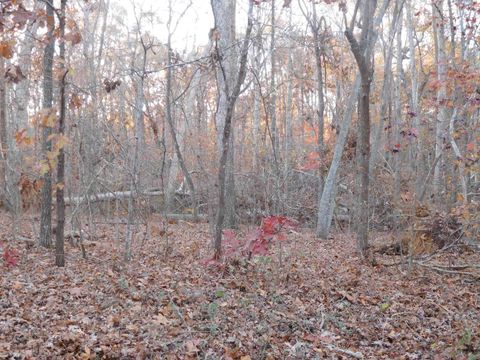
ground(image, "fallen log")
xmin=64 ymin=189 xmax=189 ymax=206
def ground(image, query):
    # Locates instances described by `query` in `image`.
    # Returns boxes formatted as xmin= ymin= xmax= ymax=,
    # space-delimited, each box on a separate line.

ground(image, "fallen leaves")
xmin=153 ymin=313 xmax=171 ymax=326
xmin=0 ymin=219 xmax=478 ymax=358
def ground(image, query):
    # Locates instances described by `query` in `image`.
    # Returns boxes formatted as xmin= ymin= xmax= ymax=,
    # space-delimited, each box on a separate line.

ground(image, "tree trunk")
xmin=393 ymin=8 xmax=403 ymax=216
xmin=369 ymin=0 xmax=403 ymax=175
xmin=56 ymin=0 xmax=68 ymax=267
xmin=432 ymin=0 xmax=447 ymax=203
xmin=316 ymin=76 xmax=361 ymax=238
xmin=345 ymin=0 xmax=381 ymax=256
xmin=164 ymin=0 xmax=197 ymax=219
xmin=39 ymin=2 xmax=55 ymax=248
xmin=310 ymin=2 xmax=325 ymax=193
xmin=212 ymin=0 xmax=254 ymax=259
xmin=0 ymin=56 xmax=7 ymax=208
xmin=317 ymin=0 xmax=389 ymax=241
xmin=212 ymin=0 xmax=238 ymax=228
xmin=269 ymin=0 xmax=282 ymax=214
xmin=406 ymin=0 xmax=422 ymax=196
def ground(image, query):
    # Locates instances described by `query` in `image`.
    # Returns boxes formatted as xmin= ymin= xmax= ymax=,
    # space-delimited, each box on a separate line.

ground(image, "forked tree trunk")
xmin=212 ymin=0 xmax=254 ymax=259
xmin=317 ymin=0 xmax=389 ymax=242
xmin=345 ymin=0 xmax=381 ymax=255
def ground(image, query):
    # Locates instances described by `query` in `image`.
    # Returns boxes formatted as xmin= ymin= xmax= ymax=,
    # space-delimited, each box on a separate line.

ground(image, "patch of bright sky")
xmin=114 ymin=0 xmax=357 ymax=53
xmin=113 ymin=0 xmax=213 ymax=53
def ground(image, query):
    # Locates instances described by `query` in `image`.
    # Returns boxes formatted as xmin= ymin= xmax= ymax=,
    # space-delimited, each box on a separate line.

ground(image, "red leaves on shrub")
xmin=202 ymin=216 xmax=297 ymax=265
xmin=1 ymin=244 xmax=18 ymax=267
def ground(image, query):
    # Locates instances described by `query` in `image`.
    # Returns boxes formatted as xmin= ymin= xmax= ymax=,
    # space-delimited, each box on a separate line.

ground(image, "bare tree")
xmin=211 ymin=0 xmax=238 ymax=228
xmin=317 ymin=0 xmax=390 ymax=240
xmin=164 ymin=0 xmax=197 ymax=219
xmin=56 ymin=0 xmax=68 ymax=267
xmin=432 ymin=0 xmax=448 ymax=203
xmin=0 ymin=55 xmax=7 ymax=209
xmin=212 ymin=0 xmax=254 ymax=259
xmin=39 ymin=0 xmax=55 ymax=248
xmin=344 ymin=0 xmax=384 ymax=255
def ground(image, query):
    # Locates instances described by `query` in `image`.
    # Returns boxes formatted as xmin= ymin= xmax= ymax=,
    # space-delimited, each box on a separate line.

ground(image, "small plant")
xmin=0 ymin=242 xmax=18 ymax=267
xmin=458 ymin=329 xmax=475 ymax=353
xmin=207 ymin=302 xmax=218 ymax=320
xmin=214 ymin=288 xmax=225 ymax=299
xmin=202 ymin=216 xmax=297 ymax=266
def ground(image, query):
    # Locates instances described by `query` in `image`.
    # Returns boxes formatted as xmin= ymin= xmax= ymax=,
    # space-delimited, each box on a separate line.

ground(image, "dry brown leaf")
xmin=69 ymin=287 xmax=82 ymax=297
xmin=185 ymin=340 xmax=200 ymax=355
xmin=153 ymin=313 xmax=171 ymax=325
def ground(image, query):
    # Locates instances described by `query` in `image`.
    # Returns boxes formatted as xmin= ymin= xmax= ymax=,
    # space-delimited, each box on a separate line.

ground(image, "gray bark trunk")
xmin=39 ymin=2 xmax=55 ymax=248
xmin=316 ymin=76 xmax=361 ymax=238
xmin=211 ymin=0 xmax=238 ymax=228
xmin=432 ymin=0 xmax=447 ymax=202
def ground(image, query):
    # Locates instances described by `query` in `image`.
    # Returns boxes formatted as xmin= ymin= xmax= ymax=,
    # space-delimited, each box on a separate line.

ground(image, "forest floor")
xmin=0 ymin=212 xmax=479 ymax=359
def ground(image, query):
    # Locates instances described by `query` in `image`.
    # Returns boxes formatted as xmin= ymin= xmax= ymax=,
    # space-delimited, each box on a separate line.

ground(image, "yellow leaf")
xmin=39 ymin=160 xmax=50 ymax=176
xmin=47 ymin=150 xmax=59 ymax=161
xmin=55 ymin=134 xmax=69 ymax=150
xmin=41 ymin=110 xmax=56 ymax=127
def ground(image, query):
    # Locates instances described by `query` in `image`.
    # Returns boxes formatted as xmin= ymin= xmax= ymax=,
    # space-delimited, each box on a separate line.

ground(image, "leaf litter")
xmin=0 ymin=214 xmax=479 ymax=359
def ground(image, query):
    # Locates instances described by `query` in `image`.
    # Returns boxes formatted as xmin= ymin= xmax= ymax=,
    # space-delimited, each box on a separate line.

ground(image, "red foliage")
xmin=202 ymin=216 xmax=297 ymax=265
xmin=1 ymin=244 xmax=18 ymax=267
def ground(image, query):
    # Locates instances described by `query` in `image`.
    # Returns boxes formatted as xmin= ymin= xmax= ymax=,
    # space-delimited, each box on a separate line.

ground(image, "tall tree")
xmin=432 ymin=0 xmax=448 ymax=203
xmin=39 ymin=0 xmax=55 ymax=248
xmin=56 ymin=0 xmax=68 ymax=267
xmin=345 ymin=0 xmax=381 ymax=255
xmin=212 ymin=0 xmax=254 ymax=259
xmin=211 ymin=0 xmax=238 ymax=228
xmin=0 ymin=55 xmax=7 ymax=209
xmin=164 ymin=0 xmax=197 ymax=219
xmin=317 ymin=0 xmax=390 ymax=240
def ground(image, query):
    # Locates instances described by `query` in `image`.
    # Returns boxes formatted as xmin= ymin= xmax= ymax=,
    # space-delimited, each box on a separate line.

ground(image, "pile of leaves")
xmin=0 ymin=212 xmax=479 ymax=359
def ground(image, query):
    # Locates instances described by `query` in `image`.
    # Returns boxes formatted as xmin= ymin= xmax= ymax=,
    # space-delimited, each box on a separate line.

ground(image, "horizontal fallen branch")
xmin=416 ymin=262 xmax=479 ymax=277
xmin=94 ymin=213 xmax=207 ymax=224
xmin=64 ymin=189 xmax=190 ymax=206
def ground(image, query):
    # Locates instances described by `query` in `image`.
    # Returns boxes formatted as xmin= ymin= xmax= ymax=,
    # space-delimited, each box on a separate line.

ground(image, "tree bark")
xmin=164 ymin=3 xmax=197 ymax=219
xmin=317 ymin=0 xmax=390 ymax=240
xmin=432 ymin=0 xmax=447 ymax=203
xmin=0 ymin=56 xmax=7 ymax=208
xmin=211 ymin=0 xmax=238 ymax=228
xmin=39 ymin=1 xmax=55 ymax=248
xmin=212 ymin=0 xmax=254 ymax=259
xmin=345 ymin=0 xmax=381 ymax=255
xmin=316 ymin=76 xmax=361 ymax=238
xmin=55 ymin=0 xmax=68 ymax=267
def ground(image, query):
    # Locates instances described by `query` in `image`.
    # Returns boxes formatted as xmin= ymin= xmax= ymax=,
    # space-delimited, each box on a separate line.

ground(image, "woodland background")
xmin=0 ymin=0 xmax=479 ymax=358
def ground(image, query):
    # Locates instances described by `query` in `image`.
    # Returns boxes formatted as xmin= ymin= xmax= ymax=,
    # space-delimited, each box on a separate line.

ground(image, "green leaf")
xmin=379 ymin=302 xmax=390 ymax=312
